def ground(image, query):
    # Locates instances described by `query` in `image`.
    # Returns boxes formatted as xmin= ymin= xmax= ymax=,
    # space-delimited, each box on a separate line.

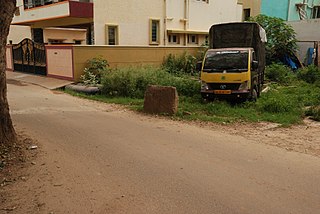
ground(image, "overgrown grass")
xmin=65 ymin=80 xmax=320 ymax=125
xmin=162 ymin=52 xmax=198 ymax=76
xmin=101 ymin=66 xmax=200 ymax=98
xmin=66 ymin=64 xmax=320 ymax=126
xmin=297 ymin=65 xmax=320 ymax=87
xmin=305 ymin=106 xmax=320 ymax=121
xmin=176 ymin=94 xmax=303 ymax=125
xmin=265 ymin=63 xmax=295 ymax=85
xmin=65 ymin=89 xmax=144 ymax=111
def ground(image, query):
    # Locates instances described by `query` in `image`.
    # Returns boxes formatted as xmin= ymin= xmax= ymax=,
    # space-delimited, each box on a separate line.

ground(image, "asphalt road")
xmin=6 ymin=79 xmax=320 ymax=214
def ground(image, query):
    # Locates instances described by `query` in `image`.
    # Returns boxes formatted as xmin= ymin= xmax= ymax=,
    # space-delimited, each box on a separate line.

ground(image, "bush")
xmin=297 ymin=65 xmax=320 ymax=85
xmin=81 ymin=68 xmax=100 ymax=86
xmin=100 ymin=66 xmax=200 ymax=98
xmin=162 ymin=52 xmax=197 ymax=76
xmin=158 ymin=74 xmax=201 ymax=97
xmin=80 ymin=56 xmax=109 ymax=85
xmin=249 ymin=15 xmax=297 ymax=64
xmin=265 ymin=63 xmax=294 ymax=84
xmin=305 ymin=106 xmax=320 ymax=121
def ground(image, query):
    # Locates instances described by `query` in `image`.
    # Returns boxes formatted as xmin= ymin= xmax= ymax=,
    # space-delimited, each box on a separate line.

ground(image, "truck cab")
xmin=200 ymin=47 xmax=260 ymax=100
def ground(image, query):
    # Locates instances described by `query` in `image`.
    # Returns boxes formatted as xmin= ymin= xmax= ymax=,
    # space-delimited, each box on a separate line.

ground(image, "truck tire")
xmin=257 ymin=84 xmax=262 ymax=97
xmin=250 ymin=88 xmax=258 ymax=102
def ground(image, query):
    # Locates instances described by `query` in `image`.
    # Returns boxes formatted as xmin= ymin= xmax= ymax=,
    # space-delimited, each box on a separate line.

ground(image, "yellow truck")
xmin=198 ymin=22 xmax=266 ymax=101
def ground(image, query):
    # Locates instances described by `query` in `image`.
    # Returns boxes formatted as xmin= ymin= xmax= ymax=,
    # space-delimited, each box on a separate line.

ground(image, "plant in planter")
xmin=68 ymin=56 xmax=110 ymax=94
xmin=81 ymin=68 xmax=100 ymax=86
xmin=80 ymin=56 xmax=110 ymax=86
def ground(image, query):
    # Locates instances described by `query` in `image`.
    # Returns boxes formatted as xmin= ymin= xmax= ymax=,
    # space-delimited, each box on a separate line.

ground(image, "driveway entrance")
xmin=12 ymin=38 xmax=46 ymax=75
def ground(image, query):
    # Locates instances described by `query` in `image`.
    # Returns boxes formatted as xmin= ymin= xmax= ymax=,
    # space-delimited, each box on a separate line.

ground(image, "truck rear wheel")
xmin=257 ymin=84 xmax=262 ymax=97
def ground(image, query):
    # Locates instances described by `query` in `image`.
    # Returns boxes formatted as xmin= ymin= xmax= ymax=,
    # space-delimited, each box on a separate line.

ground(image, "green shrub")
xmin=100 ymin=67 xmax=200 ymax=98
xmin=305 ymin=106 xmax=320 ymax=121
xmin=158 ymin=74 xmax=200 ymax=97
xmin=80 ymin=56 xmax=109 ymax=85
xmin=101 ymin=67 xmax=154 ymax=98
xmin=265 ymin=63 xmax=294 ymax=84
xmin=81 ymin=68 xmax=100 ymax=86
xmin=249 ymin=15 xmax=297 ymax=64
xmin=297 ymin=65 xmax=320 ymax=85
xmin=162 ymin=52 xmax=197 ymax=76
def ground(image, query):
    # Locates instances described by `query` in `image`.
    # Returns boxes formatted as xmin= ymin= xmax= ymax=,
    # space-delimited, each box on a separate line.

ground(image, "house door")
xmin=12 ymin=38 xmax=47 ymax=75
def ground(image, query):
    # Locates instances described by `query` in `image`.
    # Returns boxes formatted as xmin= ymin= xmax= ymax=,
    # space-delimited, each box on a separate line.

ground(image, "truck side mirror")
xmin=252 ymin=61 xmax=259 ymax=70
xmin=196 ymin=61 xmax=203 ymax=72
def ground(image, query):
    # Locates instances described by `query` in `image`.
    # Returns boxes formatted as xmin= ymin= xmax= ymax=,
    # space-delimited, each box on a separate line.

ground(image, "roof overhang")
xmin=167 ymin=29 xmax=209 ymax=35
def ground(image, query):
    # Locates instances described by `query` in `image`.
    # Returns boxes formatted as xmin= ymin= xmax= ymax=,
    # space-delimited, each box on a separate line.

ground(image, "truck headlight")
xmin=201 ymin=81 xmax=209 ymax=90
xmin=238 ymin=81 xmax=249 ymax=90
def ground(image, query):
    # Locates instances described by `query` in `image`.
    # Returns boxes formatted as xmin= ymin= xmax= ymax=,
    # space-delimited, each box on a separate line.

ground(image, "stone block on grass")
xmin=143 ymin=85 xmax=179 ymax=115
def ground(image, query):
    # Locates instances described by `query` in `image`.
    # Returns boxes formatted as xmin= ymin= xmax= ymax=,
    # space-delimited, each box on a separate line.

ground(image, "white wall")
xmin=188 ymin=0 xmax=240 ymax=31
xmin=287 ymin=20 xmax=320 ymax=64
xmin=288 ymin=19 xmax=320 ymax=41
xmin=7 ymin=25 xmax=31 ymax=44
xmin=94 ymin=0 xmax=164 ymax=46
xmin=44 ymin=28 xmax=87 ymax=44
xmin=166 ymin=0 xmax=185 ymax=30
xmin=13 ymin=0 xmax=242 ymax=46
xmin=94 ymin=0 xmax=242 ymax=46
xmin=13 ymin=0 xmax=70 ymax=25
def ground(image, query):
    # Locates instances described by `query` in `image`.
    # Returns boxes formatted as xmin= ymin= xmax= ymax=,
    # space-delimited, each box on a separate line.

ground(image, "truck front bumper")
xmin=201 ymin=90 xmax=250 ymax=100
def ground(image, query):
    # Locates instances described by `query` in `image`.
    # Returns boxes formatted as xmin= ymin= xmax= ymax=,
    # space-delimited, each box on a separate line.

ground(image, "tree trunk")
xmin=0 ymin=0 xmax=17 ymax=144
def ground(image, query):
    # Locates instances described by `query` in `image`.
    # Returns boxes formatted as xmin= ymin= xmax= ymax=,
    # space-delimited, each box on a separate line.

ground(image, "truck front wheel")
xmin=250 ymin=88 xmax=258 ymax=102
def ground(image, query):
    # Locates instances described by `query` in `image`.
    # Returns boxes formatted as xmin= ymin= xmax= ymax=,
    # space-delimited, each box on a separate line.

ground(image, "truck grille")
xmin=208 ymin=83 xmax=241 ymax=90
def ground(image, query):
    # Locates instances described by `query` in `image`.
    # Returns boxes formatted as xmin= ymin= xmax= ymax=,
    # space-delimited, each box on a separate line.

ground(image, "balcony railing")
xmin=23 ymin=0 xmax=91 ymax=9
xmin=24 ymin=0 xmax=66 ymax=9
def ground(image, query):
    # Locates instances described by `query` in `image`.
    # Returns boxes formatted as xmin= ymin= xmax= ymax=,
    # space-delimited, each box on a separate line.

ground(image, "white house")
xmin=10 ymin=0 xmax=243 ymax=46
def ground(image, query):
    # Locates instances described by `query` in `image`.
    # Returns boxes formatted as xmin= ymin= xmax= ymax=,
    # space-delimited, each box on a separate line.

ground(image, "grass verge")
xmin=65 ymin=80 xmax=320 ymax=126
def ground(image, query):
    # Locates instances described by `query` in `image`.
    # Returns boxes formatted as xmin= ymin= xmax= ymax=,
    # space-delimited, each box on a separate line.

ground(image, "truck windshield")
xmin=203 ymin=50 xmax=249 ymax=73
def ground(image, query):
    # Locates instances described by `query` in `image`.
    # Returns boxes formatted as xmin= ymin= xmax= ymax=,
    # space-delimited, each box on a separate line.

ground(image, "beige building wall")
xmin=238 ymin=0 xmax=261 ymax=19
xmin=46 ymin=46 xmax=74 ymax=80
xmin=72 ymin=46 xmax=200 ymax=81
xmin=5 ymin=46 xmax=13 ymax=71
xmin=94 ymin=0 xmax=163 ymax=46
xmin=13 ymin=0 xmax=70 ymax=25
xmin=7 ymin=25 xmax=31 ymax=44
xmin=44 ymin=28 xmax=87 ymax=44
xmin=188 ymin=0 xmax=240 ymax=30
xmin=94 ymin=0 xmax=242 ymax=46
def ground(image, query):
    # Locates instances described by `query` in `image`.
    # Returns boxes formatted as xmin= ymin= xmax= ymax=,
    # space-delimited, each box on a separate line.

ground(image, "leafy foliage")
xmin=249 ymin=15 xmax=298 ymax=64
xmin=81 ymin=68 xmax=100 ymax=86
xmin=75 ymin=55 xmax=320 ymax=124
xmin=265 ymin=63 xmax=295 ymax=84
xmin=305 ymin=106 xmax=320 ymax=121
xmin=297 ymin=65 xmax=320 ymax=86
xmin=100 ymin=66 xmax=200 ymax=98
xmin=80 ymin=56 xmax=109 ymax=85
xmin=162 ymin=52 xmax=198 ymax=76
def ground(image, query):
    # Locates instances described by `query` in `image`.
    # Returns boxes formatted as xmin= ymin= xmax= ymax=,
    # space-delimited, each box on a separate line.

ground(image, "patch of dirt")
xmin=115 ymin=105 xmax=320 ymax=158
xmin=193 ymin=118 xmax=320 ymax=157
xmin=109 ymin=101 xmax=320 ymax=158
xmin=0 ymin=133 xmax=39 ymax=213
